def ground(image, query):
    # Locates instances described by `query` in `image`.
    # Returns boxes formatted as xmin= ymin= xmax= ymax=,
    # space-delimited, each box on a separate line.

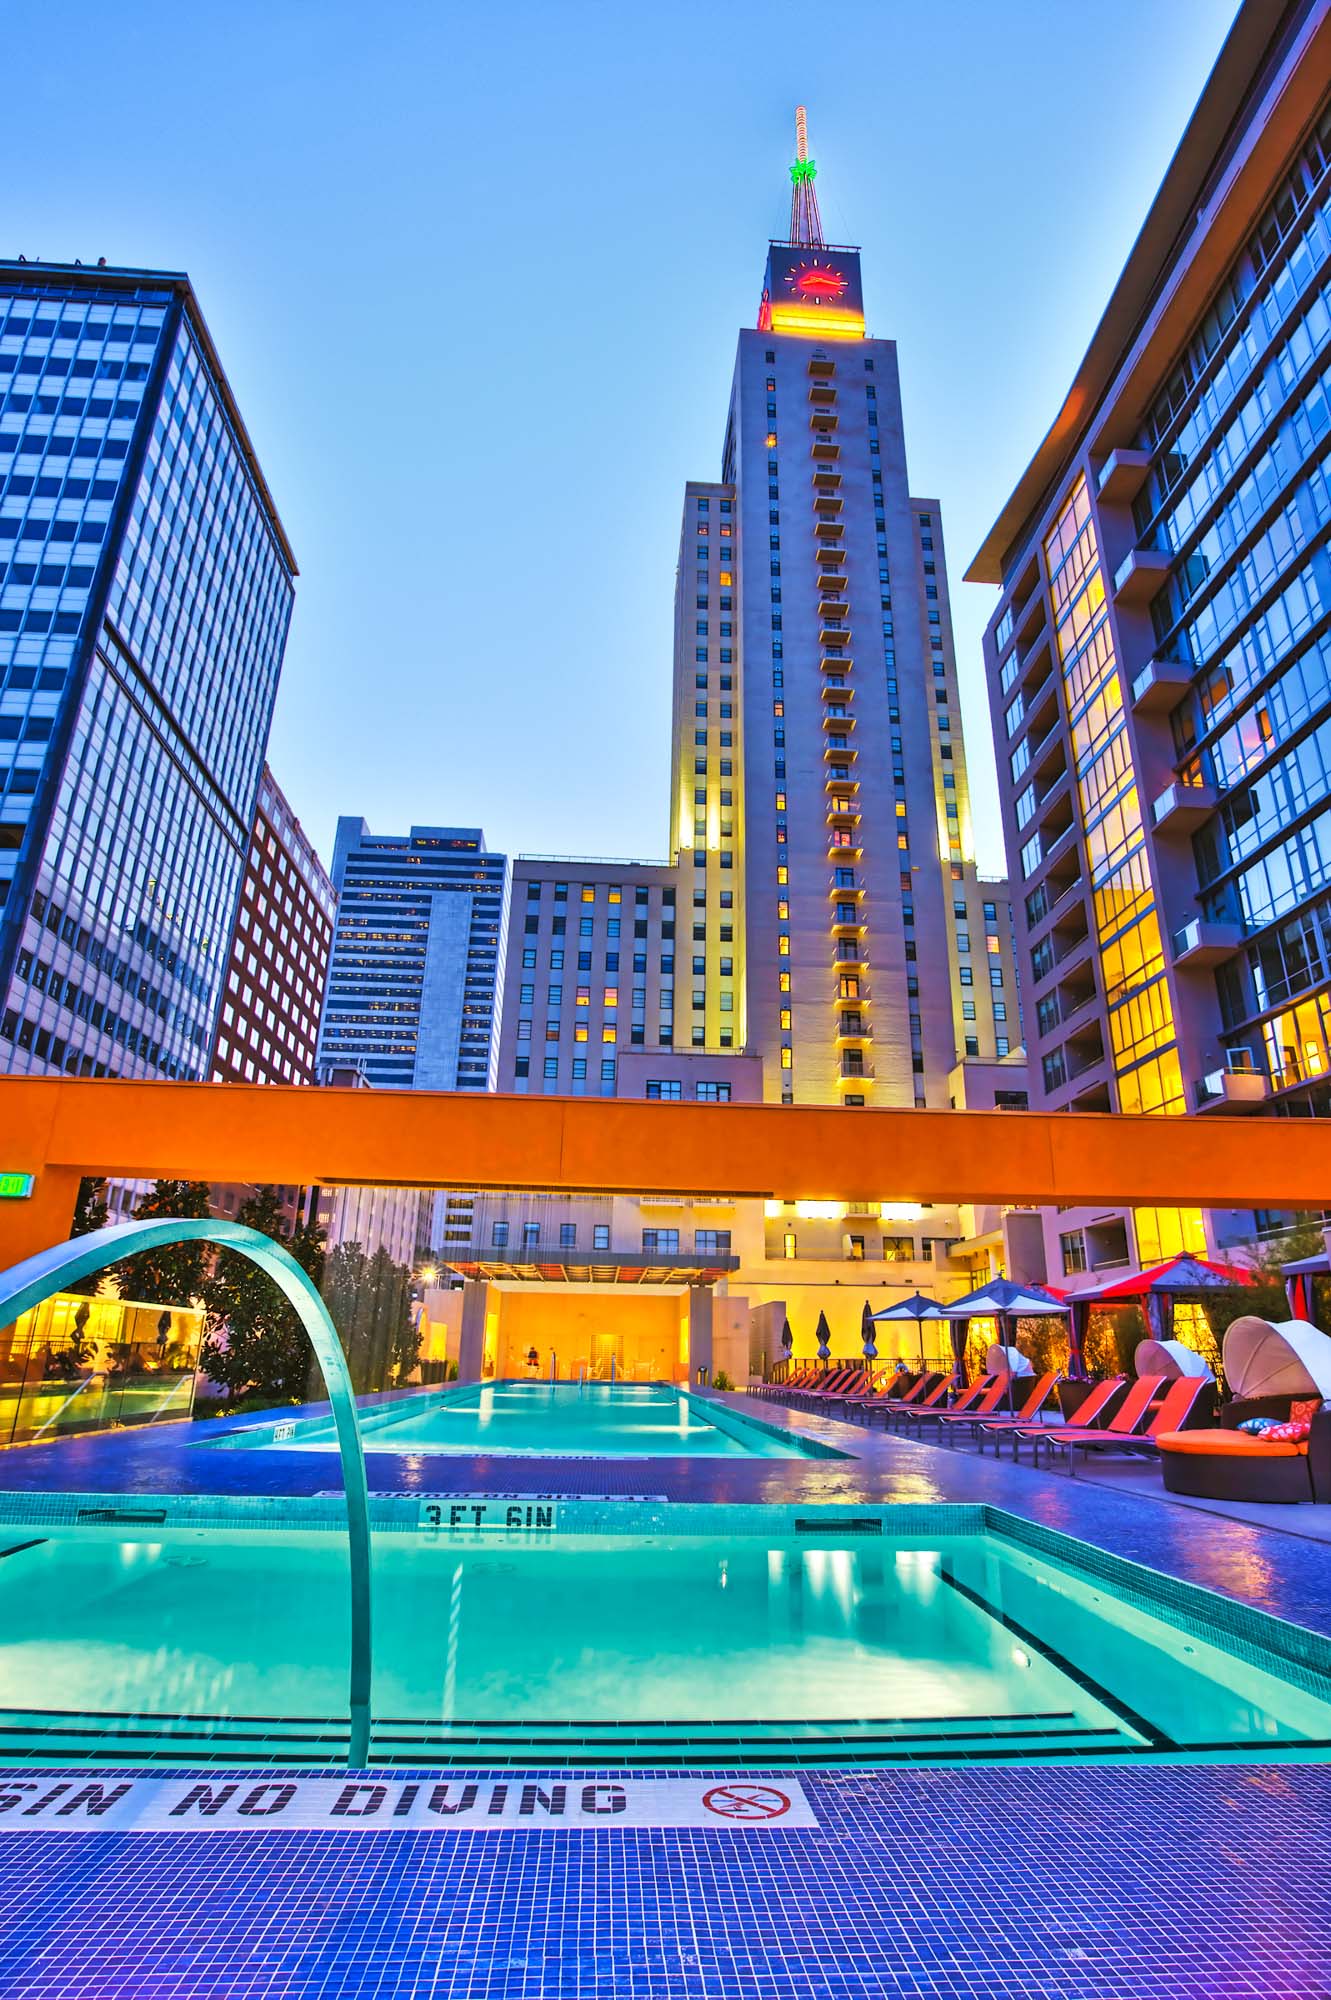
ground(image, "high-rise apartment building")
xmin=316 ymin=821 xmax=507 ymax=1091
xmin=677 ymin=158 xmax=1015 ymax=1107
xmin=0 ymin=261 xmax=296 ymax=1082
xmin=970 ymin=0 xmax=1331 ymax=1278
xmin=211 ymin=764 xmax=335 ymax=1087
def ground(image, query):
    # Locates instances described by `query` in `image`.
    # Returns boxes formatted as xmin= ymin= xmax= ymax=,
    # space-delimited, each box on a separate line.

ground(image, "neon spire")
xmin=788 ymin=105 xmax=825 ymax=248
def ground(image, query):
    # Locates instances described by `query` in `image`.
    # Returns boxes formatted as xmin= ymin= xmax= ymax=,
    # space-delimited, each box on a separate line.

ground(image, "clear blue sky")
xmin=4 ymin=0 xmax=1239 ymax=876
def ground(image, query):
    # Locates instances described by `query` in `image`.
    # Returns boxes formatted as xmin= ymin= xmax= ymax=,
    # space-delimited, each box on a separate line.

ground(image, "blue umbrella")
xmin=869 ymin=1292 xmax=948 ymax=1371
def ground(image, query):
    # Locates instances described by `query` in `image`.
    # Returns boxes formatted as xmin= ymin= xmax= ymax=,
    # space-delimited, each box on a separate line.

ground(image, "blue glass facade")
xmin=0 ymin=262 xmax=296 ymax=1079
xmin=317 ymin=822 xmax=507 ymax=1089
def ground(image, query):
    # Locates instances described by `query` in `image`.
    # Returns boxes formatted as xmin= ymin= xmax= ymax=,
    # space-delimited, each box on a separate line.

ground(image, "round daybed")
xmin=1156 ymin=1316 xmax=1331 ymax=1503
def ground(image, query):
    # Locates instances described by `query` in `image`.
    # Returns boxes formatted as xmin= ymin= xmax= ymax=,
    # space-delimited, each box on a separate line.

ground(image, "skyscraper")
xmin=0 ymin=261 xmax=296 ymax=1081
xmin=316 ymin=821 xmax=507 ymax=1091
xmin=970 ymin=0 xmax=1331 ymax=1279
xmin=673 ymin=126 xmax=1016 ymax=1105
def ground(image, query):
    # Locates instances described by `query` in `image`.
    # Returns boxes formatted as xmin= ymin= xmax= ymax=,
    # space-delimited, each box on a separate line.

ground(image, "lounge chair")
xmin=911 ymin=1373 xmax=1014 ymax=1436
xmin=1026 ymin=1374 xmax=1168 ymax=1473
xmin=1085 ymin=1374 xmax=1211 ymax=1460
xmin=1005 ymin=1375 xmax=1124 ymax=1461
xmin=964 ymin=1371 xmax=1062 ymax=1451
xmin=882 ymin=1373 xmax=955 ymax=1430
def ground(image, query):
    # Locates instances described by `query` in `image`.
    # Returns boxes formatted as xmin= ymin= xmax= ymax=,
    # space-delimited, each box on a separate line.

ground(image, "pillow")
xmin=1265 ymin=1419 xmax=1313 ymax=1443
xmin=1238 ymin=1416 xmax=1280 ymax=1435
xmin=1290 ymin=1398 xmax=1321 ymax=1425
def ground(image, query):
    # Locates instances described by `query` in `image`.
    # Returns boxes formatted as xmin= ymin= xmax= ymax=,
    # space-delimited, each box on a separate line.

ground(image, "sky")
xmin=3 ymin=0 xmax=1241 ymax=877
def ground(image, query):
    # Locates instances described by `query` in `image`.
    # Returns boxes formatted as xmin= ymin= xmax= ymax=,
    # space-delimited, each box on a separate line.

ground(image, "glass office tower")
xmin=0 ymin=260 xmax=296 ymax=1080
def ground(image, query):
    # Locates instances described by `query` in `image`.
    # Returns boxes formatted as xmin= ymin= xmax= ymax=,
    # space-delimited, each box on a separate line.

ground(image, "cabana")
xmin=939 ymin=1278 xmax=1068 ymax=1407
xmin=1282 ymin=1250 xmax=1331 ymax=1328
xmin=1064 ymin=1254 xmax=1249 ymax=1378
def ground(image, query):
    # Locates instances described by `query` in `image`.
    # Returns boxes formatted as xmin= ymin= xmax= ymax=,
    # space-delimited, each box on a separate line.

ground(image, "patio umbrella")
xmin=1223 ymin=1316 xmax=1331 ymax=1399
xmin=941 ymin=1277 xmax=1068 ymax=1408
xmin=870 ymin=1291 xmax=948 ymax=1372
xmin=860 ymin=1299 xmax=878 ymax=1365
xmin=815 ymin=1310 xmax=832 ymax=1367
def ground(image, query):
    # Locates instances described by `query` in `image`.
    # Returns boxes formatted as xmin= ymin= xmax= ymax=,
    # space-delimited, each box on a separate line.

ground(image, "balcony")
xmin=808 ymin=383 xmax=837 ymax=406
xmin=1131 ymin=656 xmax=1193 ymax=713
xmin=826 ymin=795 xmax=860 ymax=821
xmin=827 ymin=873 xmax=865 ymax=899
xmin=1113 ymin=546 xmax=1172 ymax=605
xmin=1195 ymin=1053 xmax=1269 ymax=1112
xmin=1096 ymin=447 xmax=1152 ymax=505
xmin=807 ymin=355 xmax=835 ymax=378
xmin=1172 ymin=917 xmax=1241 ymax=968
xmin=812 ymin=467 xmax=841 ymax=491
xmin=823 ymin=738 xmax=857 ymax=762
xmin=811 ymin=434 xmax=840 ymax=462
xmin=810 ymin=412 xmax=840 ymax=436
xmin=815 ymin=518 xmax=844 ymax=540
xmin=838 ymin=1059 xmax=873 ymax=1085
xmin=835 ymin=1017 xmax=872 ymax=1045
xmin=1152 ymin=779 xmax=1217 ymax=834
xmin=828 ymin=841 xmax=864 ymax=864
xmin=816 ymin=544 xmax=845 ymax=570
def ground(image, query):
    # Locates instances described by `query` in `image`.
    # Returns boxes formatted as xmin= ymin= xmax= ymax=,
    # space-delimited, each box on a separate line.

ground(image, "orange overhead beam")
xmin=0 ymin=1077 xmax=1329 ymax=1218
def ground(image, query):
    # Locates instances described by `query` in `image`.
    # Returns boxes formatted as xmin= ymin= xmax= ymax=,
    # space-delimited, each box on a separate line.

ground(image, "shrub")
xmin=712 ymin=1369 xmax=734 ymax=1392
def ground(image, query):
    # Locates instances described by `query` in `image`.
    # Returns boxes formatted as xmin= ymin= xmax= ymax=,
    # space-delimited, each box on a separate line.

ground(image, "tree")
xmin=199 ymin=1189 xmax=326 ymax=1407
xmin=65 ymin=1177 xmax=109 ymax=1296
xmin=112 ymin=1180 xmax=213 ymax=1306
xmin=321 ymin=1241 xmax=419 ymax=1394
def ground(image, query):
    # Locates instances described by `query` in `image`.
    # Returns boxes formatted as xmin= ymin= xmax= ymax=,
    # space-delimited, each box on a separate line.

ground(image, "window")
xmin=559 ymin=1223 xmax=577 ymax=1249
xmin=695 ymin=1080 xmax=731 ymax=1102
xmin=695 ymin=1229 xmax=732 ymax=1253
xmin=522 ymin=1222 xmax=540 ymax=1247
xmin=645 ymin=1079 xmax=683 ymax=1100
xmin=847 ymin=1235 xmax=865 ymax=1261
xmin=1060 ymin=1230 xmax=1087 ymax=1275
xmin=593 ymin=1224 xmax=610 ymax=1250
xmin=491 ymin=1221 xmax=509 ymax=1248
xmin=642 ymin=1228 xmax=680 ymax=1253
xmin=783 ymin=1231 xmax=797 ymax=1259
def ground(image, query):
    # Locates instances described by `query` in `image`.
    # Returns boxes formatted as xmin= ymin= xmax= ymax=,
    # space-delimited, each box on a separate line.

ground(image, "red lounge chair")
xmin=1007 ymin=1375 xmax=1124 ymax=1460
xmin=1086 ymin=1373 xmax=1210 ymax=1459
xmin=966 ymin=1372 xmax=1062 ymax=1451
xmin=886 ymin=1373 xmax=958 ymax=1428
xmin=912 ymin=1374 xmax=1014 ymax=1434
xmin=1029 ymin=1374 xmax=1168 ymax=1473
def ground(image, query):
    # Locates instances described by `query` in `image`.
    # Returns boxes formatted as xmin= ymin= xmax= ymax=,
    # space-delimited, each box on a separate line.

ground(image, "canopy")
xmin=940 ymin=1278 xmax=1068 ymax=1319
xmin=1068 ymin=1253 xmax=1249 ymax=1306
xmin=1134 ymin=1337 xmax=1213 ymax=1381
xmin=1224 ymin=1316 xmax=1331 ymax=1400
xmin=986 ymin=1343 xmax=1034 ymax=1378
xmin=870 ymin=1292 xmax=948 ymax=1321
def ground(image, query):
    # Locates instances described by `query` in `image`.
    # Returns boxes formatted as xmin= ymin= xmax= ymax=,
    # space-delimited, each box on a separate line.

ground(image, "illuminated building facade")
xmin=317 ymin=820 xmax=506 ymax=1092
xmin=0 ymin=260 xmax=296 ymax=1082
xmin=674 ymin=116 xmax=1018 ymax=1109
xmin=971 ymin=0 xmax=1331 ymax=1276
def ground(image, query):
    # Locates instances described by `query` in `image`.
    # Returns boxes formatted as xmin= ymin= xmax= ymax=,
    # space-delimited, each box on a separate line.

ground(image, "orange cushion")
xmin=1155 ymin=1428 xmax=1307 ymax=1459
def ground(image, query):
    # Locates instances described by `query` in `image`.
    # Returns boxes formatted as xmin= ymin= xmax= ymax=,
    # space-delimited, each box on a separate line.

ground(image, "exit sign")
xmin=0 ymin=1173 xmax=34 ymax=1200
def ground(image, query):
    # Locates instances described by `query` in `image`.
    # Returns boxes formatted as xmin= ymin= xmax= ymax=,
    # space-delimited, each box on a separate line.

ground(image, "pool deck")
xmin=1 ymin=1389 xmax=1330 ymax=1998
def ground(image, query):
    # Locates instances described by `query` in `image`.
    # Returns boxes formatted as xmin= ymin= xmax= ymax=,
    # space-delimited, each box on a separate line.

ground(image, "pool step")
xmin=0 ymin=1706 xmax=1139 ymax=1767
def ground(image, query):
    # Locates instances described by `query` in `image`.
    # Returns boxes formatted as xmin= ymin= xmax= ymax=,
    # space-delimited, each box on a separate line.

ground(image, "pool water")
xmin=215 ymin=1381 xmax=835 ymax=1460
xmin=1 ymin=1518 xmax=1328 ymax=1766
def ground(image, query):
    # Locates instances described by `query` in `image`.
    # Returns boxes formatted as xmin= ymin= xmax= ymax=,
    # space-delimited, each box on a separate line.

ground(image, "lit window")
xmin=780 ymin=1046 xmax=793 ymax=1069
xmin=581 ymin=885 xmax=595 ymax=902
xmin=602 ymin=1026 xmax=617 ymax=1043
xmin=574 ymin=1023 xmax=589 ymax=1042
xmin=603 ymin=987 xmax=618 ymax=1007
xmin=780 ymin=1008 xmax=791 ymax=1029
xmin=777 ymin=864 xmax=788 ymax=885
xmin=778 ymin=934 xmax=790 ymax=956
xmin=783 ymin=1231 xmax=797 ymax=1260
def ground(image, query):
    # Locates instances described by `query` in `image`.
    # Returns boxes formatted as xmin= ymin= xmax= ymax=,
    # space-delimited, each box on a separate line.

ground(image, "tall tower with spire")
xmin=670 ymin=109 xmax=1019 ymax=1108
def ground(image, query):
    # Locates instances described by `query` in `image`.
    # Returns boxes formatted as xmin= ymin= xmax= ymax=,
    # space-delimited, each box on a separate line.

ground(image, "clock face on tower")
xmin=759 ymin=244 xmax=865 ymax=339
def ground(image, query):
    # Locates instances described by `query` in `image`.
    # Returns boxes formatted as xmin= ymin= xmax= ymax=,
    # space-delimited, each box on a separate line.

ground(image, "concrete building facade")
xmin=970 ymin=0 xmax=1331 ymax=1280
xmin=211 ymin=764 xmax=335 ymax=1088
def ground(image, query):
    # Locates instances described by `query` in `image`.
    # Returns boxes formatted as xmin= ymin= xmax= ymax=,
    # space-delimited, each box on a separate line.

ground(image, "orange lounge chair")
xmin=1029 ymin=1374 xmax=1168 ymax=1473
xmin=965 ymin=1372 xmax=1062 ymax=1451
xmin=1007 ymin=1375 xmax=1124 ymax=1460
xmin=877 ymin=1372 xmax=958 ymax=1428
xmin=1082 ymin=1374 xmax=1210 ymax=1460
xmin=912 ymin=1374 xmax=1014 ymax=1435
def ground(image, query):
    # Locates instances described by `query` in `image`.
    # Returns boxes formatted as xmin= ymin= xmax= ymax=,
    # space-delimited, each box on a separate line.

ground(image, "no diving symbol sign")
xmin=702 ymin=1784 xmax=794 ymax=1822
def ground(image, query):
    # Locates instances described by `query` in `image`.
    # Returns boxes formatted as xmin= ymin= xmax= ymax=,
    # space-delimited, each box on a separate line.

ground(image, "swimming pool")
xmin=1 ymin=1504 xmax=1328 ymax=1767
xmin=211 ymin=1381 xmax=840 ymax=1460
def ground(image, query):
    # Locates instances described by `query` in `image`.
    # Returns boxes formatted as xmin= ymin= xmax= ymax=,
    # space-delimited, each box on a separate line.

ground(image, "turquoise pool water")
xmin=1 ymin=1514 xmax=1328 ymax=1766
xmin=215 ymin=1381 xmax=836 ymax=1459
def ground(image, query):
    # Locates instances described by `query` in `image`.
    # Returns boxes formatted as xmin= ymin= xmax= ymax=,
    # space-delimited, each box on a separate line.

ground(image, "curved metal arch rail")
xmin=0 ymin=1217 xmax=372 ymax=1768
